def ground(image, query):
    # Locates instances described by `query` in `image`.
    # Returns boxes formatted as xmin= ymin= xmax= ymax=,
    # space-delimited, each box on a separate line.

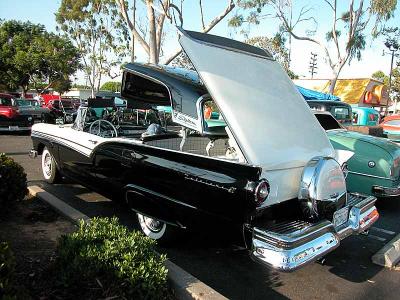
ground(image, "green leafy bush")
xmin=57 ymin=217 xmax=169 ymax=299
xmin=0 ymin=153 xmax=28 ymax=211
xmin=0 ymin=242 xmax=16 ymax=300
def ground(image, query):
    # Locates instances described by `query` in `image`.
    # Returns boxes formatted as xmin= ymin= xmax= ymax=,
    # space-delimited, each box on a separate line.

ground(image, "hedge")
xmin=56 ymin=217 xmax=169 ymax=299
xmin=0 ymin=153 xmax=27 ymax=211
xmin=0 ymin=241 xmax=16 ymax=300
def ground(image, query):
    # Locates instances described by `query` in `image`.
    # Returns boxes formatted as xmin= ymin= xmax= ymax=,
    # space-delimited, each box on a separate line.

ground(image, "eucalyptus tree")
xmin=229 ymin=0 xmax=397 ymax=93
xmin=115 ymin=0 xmax=236 ymax=65
xmin=56 ymin=0 xmax=129 ymax=97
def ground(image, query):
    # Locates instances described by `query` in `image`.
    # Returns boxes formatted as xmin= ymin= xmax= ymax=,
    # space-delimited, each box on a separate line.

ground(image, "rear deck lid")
xmin=178 ymin=29 xmax=335 ymax=169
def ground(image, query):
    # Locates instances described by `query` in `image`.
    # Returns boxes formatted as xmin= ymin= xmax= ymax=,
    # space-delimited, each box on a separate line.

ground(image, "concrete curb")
xmin=28 ymin=185 xmax=227 ymax=300
xmin=372 ymin=233 xmax=400 ymax=269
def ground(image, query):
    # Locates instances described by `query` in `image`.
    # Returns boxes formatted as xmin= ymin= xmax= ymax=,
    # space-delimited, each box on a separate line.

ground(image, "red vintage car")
xmin=380 ymin=115 xmax=400 ymax=142
xmin=0 ymin=93 xmax=34 ymax=132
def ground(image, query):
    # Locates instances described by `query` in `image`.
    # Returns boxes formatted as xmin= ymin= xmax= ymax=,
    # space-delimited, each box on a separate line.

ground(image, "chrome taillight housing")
xmin=255 ymin=179 xmax=270 ymax=206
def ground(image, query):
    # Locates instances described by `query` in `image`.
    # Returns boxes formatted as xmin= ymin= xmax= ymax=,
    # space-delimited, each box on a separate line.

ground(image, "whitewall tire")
xmin=41 ymin=147 xmax=61 ymax=183
xmin=136 ymin=212 xmax=180 ymax=245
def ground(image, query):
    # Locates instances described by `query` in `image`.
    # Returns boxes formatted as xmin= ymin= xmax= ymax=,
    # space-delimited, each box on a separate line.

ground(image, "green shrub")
xmin=56 ymin=217 xmax=169 ymax=299
xmin=0 ymin=153 xmax=27 ymax=210
xmin=0 ymin=242 xmax=16 ymax=300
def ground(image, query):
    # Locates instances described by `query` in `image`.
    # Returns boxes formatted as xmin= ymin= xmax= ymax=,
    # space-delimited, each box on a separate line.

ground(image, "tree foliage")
xmin=228 ymin=0 xmax=398 ymax=93
xmin=100 ymin=81 xmax=121 ymax=92
xmin=56 ymin=0 xmax=129 ymax=97
xmin=372 ymin=67 xmax=400 ymax=104
xmin=245 ymin=35 xmax=297 ymax=78
xmin=0 ymin=20 xmax=79 ymax=95
xmin=115 ymin=0 xmax=236 ymax=65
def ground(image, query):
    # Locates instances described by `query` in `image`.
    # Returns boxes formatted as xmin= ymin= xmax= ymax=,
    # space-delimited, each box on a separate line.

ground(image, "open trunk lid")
xmin=178 ymin=29 xmax=335 ymax=170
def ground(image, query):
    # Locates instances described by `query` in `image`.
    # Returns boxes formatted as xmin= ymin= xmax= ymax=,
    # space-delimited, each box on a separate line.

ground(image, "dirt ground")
xmin=0 ymin=197 xmax=76 ymax=299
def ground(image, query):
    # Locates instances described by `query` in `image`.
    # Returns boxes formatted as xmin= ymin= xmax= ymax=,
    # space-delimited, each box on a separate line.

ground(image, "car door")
xmin=93 ymin=141 xmax=261 ymax=228
xmin=56 ymin=123 xmax=105 ymax=190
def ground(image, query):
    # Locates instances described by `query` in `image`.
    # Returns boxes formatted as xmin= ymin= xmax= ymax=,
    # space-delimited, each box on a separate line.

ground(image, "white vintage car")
xmin=30 ymin=29 xmax=379 ymax=271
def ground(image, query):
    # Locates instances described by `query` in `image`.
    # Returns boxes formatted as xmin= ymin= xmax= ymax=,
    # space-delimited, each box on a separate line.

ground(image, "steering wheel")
xmin=89 ymin=119 xmax=118 ymax=138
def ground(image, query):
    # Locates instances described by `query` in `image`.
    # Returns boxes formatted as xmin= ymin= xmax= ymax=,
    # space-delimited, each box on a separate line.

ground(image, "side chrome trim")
xmin=251 ymin=192 xmax=378 ymax=272
xmin=32 ymin=131 xmax=91 ymax=157
xmin=125 ymin=184 xmax=198 ymax=210
xmin=348 ymin=170 xmax=392 ymax=181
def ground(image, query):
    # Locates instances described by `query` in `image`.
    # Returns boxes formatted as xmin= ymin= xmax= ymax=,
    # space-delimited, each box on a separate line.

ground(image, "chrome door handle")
xmin=88 ymin=139 xmax=98 ymax=144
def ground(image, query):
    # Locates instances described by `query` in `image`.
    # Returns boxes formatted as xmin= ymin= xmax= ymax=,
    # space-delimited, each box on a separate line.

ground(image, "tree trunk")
xmin=20 ymin=87 xmax=27 ymax=98
xmin=131 ymin=0 xmax=136 ymax=62
xmin=146 ymin=1 xmax=158 ymax=64
xmin=328 ymin=74 xmax=339 ymax=95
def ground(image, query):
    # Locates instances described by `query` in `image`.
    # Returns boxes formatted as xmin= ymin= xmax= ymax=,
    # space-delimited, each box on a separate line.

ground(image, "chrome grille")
xmin=346 ymin=193 xmax=366 ymax=207
xmin=266 ymin=220 xmax=312 ymax=235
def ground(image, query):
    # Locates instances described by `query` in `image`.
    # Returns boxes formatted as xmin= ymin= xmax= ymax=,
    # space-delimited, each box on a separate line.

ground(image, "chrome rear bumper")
xmin=251 ymin=193 xmax=379 ymax=272
xmin=372 ymin=184 xmax=400 ymax=197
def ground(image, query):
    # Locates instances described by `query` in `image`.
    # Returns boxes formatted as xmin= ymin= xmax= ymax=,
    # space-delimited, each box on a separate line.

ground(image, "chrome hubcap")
xmin=43 ymin=153 xmax=52 ymax=177
xmin=142 ymin=216 xmax=163 ymax=233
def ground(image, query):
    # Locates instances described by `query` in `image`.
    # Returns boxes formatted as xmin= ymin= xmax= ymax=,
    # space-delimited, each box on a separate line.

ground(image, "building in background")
xmin=294 ymin=78 xmax=388 ymax=108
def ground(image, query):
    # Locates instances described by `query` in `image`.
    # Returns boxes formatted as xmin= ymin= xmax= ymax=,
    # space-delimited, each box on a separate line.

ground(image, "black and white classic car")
xmin=30 ymin=29 xmax=379 ymax=271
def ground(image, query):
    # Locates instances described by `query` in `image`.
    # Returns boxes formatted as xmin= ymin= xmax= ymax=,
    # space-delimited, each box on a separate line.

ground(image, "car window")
xmin=333 ymin=107 xmax=350 ymax=120
xmin=368 ymin=113 xmax=378 ymax=121
xmin=385 ymin=119 xmax=400 ymax=126
xmin=17 ymin=99 xmax=32 ymax=106
xmin=0 ymin=97 xmax=13 ymax=106
xmin=315 ymin=113 xmax=342 ymax=130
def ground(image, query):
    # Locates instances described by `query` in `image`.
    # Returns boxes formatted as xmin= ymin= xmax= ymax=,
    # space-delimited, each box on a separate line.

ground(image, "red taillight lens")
xmin=255 ymin=180 xmax=270 ymax=206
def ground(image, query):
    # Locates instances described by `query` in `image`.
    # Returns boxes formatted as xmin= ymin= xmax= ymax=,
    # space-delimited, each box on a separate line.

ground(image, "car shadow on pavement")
xmin=28 ymin=180 xmax=288 ymax=300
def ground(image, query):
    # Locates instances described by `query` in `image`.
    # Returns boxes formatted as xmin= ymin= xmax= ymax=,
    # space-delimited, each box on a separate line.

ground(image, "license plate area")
xmin=333 ymin=207 xmax=349 ymax=228
xmin=9 ymin=126 xmax=19 ymax=130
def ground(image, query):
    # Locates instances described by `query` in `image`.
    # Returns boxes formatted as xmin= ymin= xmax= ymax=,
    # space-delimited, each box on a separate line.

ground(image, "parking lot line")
xmin=370 ymin=227 xmax=396 ymax=235
xmin=366 ymin=234 xmax=387 ymax=242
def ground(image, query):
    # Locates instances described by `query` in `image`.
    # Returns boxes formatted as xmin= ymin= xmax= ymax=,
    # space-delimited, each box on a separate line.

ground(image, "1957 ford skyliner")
xmin=30 ymin=29 xmax=379 ymax=271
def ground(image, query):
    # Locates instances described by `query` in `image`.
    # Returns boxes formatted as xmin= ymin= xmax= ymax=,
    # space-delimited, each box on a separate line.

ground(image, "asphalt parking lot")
xmin=2 ymin=133 xmax=400 ymax=300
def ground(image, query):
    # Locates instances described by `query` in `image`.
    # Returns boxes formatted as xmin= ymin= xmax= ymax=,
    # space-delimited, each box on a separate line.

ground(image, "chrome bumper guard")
xmin=372 ymin=184 xmax=400 ymax=197
xmin=251 ymin=193 xmax=379 ymax=272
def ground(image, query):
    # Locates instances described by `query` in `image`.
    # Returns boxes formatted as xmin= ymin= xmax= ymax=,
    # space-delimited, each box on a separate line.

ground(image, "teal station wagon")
xmin=315 ymin=111 xmax=400 ymax=197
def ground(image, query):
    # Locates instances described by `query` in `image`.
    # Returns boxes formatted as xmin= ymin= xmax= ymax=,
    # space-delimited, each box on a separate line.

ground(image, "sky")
xmin=1 ymin=0 xmax=399 ymax=85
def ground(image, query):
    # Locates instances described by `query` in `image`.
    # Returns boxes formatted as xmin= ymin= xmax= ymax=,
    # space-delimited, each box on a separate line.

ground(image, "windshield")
xmin=315 ymin=113 xmax=343 ymax=131
xmin=17 ymin=99 xmax=33 ymax=106
xmin=332 ymin=107 xmax=350 ymax=120
xmin=0 ymin=96 xmax=13 ymax=106
xmin=53 ymin=100 xmax=73 ymax=109
xmin=384 ymin=119 xmax=400 ymax=127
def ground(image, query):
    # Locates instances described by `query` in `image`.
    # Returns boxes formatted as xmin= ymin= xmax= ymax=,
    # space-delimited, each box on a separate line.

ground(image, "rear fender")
xmin=124 ymin=184 xmax=182 ymax=227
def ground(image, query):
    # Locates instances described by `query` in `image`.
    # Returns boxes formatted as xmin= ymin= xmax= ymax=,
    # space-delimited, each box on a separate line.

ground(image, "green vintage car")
xmin=315 ymin=111 xmax=400 ymax=197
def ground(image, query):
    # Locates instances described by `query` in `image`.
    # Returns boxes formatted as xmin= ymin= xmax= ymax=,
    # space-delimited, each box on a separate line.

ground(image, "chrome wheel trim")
xmin=41 ymin=149 xmax=53 ymax=180
xmin=137 ymin=213 xmax=166 ymax=240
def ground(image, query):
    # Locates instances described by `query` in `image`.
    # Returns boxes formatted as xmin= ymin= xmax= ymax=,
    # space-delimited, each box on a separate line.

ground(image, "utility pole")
xmin=383 ymin=39 xmax=399 ymax=115
xmin=309 ymin=52 xmax=318 ymax=79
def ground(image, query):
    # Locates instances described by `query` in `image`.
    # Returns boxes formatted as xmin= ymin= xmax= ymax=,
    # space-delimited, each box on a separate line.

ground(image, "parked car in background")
xmin=0 ymin=93 xmax=34 ymax=132
xmin=41 ymin=99 xmax=77 ymax=124
xmin=380 ymin=115 xmax=400 ymax=142
xmin=352 ymin=107 xmax=380 ymax=126
xmin=315 ymin=111 xmax=400 ymax=197
xmin=16 ymin=99 xmax=49 ymax=120
xmin=30 ymin=29 xmax=378 ymax=272
xmin=307 ymin=100 xmax=353 ymax=125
